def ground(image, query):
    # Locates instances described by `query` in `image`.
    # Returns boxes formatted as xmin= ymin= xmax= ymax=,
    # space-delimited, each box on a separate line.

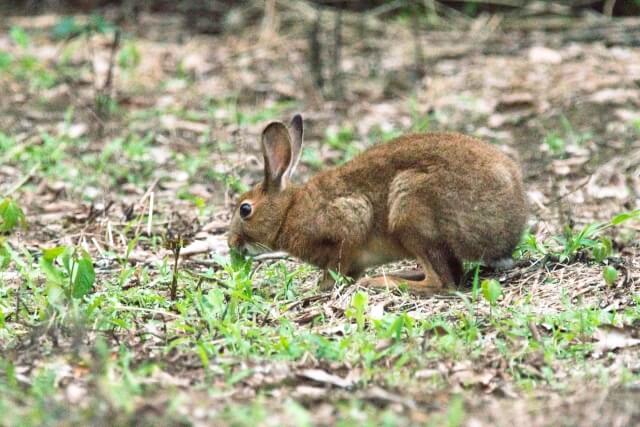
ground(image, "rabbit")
xmin=227 ymin=114 xmax=527 ymax=294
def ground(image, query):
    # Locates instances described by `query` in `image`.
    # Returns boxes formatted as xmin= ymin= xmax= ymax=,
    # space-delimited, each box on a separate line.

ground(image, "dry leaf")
xmin=65 ymin=384 xmax=86 ymax=404
xmin=57 ymin=122 xmax=87 ymax=138
xmin=495 ymin=92 xmax=535 ymax=112
xmin=364 ymin=386 xmax=416 ymax=409
xmin=181 ymin=235 xmax=229 ymax=257
xmin=551 ymin=156 xmax=589 ymax=176
xmin=614 ymin=109 xmax=640 ymax=122
xmin=375 ymin=338 xmax=393 ymax=352
xmin=529 ymin=46 xmax=562 ymax=64
xmin=298 ymin=369 xmax=355 ymax=389
xmin=369 ymin=302 xmax=385 ymax=320
xmin=592 ymin=325 xmax=640 ymax=357
xmin=527 ymin=189 xmax=547 ymax=210
xmin=588 ymin=161 xmax=631 ymax=200
xmin=201 ymin=219 xmax=229 ymax=233
xmin=294 ymin=385 xmax=328 ymax=399
xmin=589 ymin=89 xmax=638 ymax=105
xmin=414 ymin=369 xmax=441 ymax=379
xmin=450 ymin=369 xmax=495 ymax=388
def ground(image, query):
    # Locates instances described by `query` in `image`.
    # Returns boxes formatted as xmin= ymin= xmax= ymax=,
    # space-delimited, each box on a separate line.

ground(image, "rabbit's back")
xmin=309 ymin=132 xmax=527 ymax=262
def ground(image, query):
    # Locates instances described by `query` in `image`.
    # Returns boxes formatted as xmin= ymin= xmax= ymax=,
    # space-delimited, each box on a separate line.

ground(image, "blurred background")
xmin=1 ymin=1 xmax=638 ymax=217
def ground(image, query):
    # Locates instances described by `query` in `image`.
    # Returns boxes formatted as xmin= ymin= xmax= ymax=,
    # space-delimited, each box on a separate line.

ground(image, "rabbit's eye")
xmin=239 ymin=202 xmax=252 ymax=219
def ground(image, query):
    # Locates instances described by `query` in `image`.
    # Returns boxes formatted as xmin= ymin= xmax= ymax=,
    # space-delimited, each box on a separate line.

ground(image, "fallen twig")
xmin=2 ymin=164 xmax=39 ymax=198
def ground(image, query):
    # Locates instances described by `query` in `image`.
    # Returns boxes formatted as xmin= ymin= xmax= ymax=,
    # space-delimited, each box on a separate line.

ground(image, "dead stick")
xmin=171 ymin=245 xmax=181 ymax=301
xmin=2 ymin=163 xmax=39 ymax=198
xmin=102 ymin=28 xmax=121 ymax=93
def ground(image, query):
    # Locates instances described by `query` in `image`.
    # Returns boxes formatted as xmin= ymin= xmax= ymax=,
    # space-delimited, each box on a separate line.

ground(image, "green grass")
xmin=3 ymin=256 xmax=637 ymax=425
xmin=515 ymin=209 xmax=639 ymax=262
xmin=1 ymin=186 xmax=638 ymax=424
xmin=542 ymin=116 xmax=592 ymax=157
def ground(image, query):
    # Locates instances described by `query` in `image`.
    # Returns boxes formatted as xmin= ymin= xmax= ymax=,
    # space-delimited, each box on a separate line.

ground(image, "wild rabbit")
xmin=228 ymin=114 xmax=527 ymax=294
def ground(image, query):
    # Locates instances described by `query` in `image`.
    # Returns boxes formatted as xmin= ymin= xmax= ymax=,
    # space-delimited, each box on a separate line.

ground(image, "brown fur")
xmin=228 ymin=115 xmax=527 ymax=294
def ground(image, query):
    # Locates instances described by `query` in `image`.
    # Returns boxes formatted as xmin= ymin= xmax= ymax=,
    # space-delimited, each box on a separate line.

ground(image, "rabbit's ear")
xmin=261 ymin=121 xmax=293 ymax=192
xmin=286 ymin=114 xmax=304 ymax=179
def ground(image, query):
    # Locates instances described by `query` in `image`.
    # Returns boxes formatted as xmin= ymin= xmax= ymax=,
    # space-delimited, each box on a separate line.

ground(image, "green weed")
xmin=516 ymin=209 xmax=639 ymax=263
xmin=40 ymin=246 xmax=96 ymax=300
xmin=0 ymin=198 xmax=26 ymax=233
xmin=1 ymin=26 xmax=56 ymax=89
xmin=325 ymin=124 xmax=359 ymax=161
xmin=542 ymin=116 xmax=592 ymax=157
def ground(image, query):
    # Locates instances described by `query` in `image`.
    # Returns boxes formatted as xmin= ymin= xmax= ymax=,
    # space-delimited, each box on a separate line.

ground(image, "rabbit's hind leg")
xmin=387 ymin=269 xmax=425 ymax=280
xmin=356 ymin=259 xmax=443 ymax=294
xmin=357 ymin=236 xmax=463 ymax=295
xmin=358 ymin=242 xmax=462 ymax=295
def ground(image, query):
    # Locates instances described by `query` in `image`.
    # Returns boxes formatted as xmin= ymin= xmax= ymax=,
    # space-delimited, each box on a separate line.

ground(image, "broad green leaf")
xmin=72 ymin=252 xmax=95 ymax=298
xmin=61 ymin=247 xmax=73 ymax=275
xmin=592 ymin=238 xmax=612 ymax=263
xmin=42 ymin=246 xmax=65 ymax=262
xmin=611 ymin=209 xmax=640 ymax=225
xmin=9 ymin=26 xmax=30 ymax=49
xmin=39 ymin=258 xmax=64 ymax=286
xmin=196 ymin=342 xmax=210 ymax=369
xmin=347 ymin=291 xmax=368 ymax=330
xmin=387 ymin=314 xmax=407 ymax=340
xmin=0 ymin=197 xmax=26 ymax=232
xmin=0 ymin=51 xmax=13 ymax=70
xmin=603 ymin=266 xmax=618 ymax=286
xmin=45 ymin=283 xmax=64 ymax=307
xmin=118 ymin=42 xmax=140 ymax=70
xmin=88 ymin=14 xmax=115 ymax=34
xmin=352 ymin=291 xmax=368 ymax=312
xmin=0 ymin=239 xmax=9 ymax=270
xmin=52 ymin=17 xmax=82 ymax=40
xmin=481 ymin=279 xmax=502 ymax=306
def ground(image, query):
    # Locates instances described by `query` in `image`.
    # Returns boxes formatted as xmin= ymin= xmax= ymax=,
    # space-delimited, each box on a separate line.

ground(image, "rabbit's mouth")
xmin=228 ymin=232 xmax=273 ymax=256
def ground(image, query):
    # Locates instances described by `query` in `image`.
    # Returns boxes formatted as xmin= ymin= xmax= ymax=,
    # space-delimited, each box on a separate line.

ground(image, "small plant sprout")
xmin=470 ymin=263 xmax=481 ymax=301
xmin=591 ymin=237 xmax=613 ymax=263
xmin=481 ymin=279 xmax=502 ymax=315
xmin=9 ymin=26 xmax=30 ymax=49
xmin=324 ymin=124 xmax=358 ymax=161
xmin=603 ymin=266 xmax=618 ymax=287
xmin=0 ymin=237 xmax=11 ymax=269
xmin=516 ymin=209 xmax=639 ymax=264
xmin=39 ymin=246 xmax=96 ymax=299
xmin=543 ymin=133 xmax=566 ymax=156
xmin=346 ymin=291 xmax=369 ymax=331
xmin=4 ymin=26 xmax=56 ymax=89
xmin=0 ymin=197 xmax=27 ymax=233
xmin=542 ymin=116 xmax=592 ymax=157
xmin=514 ymin=229 xmax=547 ymax=259
xmin=164 ymin=230 xmax=186 ymax=301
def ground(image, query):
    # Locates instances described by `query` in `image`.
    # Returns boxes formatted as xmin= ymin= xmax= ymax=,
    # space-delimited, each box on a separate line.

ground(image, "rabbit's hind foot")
xmin=356 ymin=269 xmax=447 ymax=296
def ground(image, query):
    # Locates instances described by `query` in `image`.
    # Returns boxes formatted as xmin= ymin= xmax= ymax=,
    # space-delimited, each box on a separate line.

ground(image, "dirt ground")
xmin=0 ymin=7 xmax=639 ymax=427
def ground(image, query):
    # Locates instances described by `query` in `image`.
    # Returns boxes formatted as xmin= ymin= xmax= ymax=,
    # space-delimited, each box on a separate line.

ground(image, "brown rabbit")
xmin=228 ymin=114 xmax=527 ymax=294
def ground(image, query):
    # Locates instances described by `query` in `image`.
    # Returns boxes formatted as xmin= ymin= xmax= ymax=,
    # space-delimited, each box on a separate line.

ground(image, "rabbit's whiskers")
xmin=245 ymin=242 xmax=273 ymax=256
